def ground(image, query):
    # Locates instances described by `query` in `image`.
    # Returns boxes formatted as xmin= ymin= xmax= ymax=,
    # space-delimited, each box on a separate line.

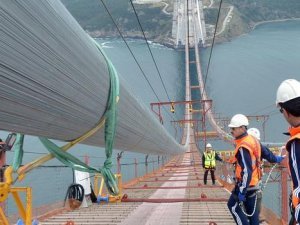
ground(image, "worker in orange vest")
xmin=227 ymin=114 xmax=261 ymax=225
xmin=226 ymin=114 xmax=284 ymax=225
xmin=247 ymin=127 xmax=285 ymax=215
xmin=276 ymin=79 xmax=300 ymax=225
xmin=247 ymin=128 xmax=284 ymax=165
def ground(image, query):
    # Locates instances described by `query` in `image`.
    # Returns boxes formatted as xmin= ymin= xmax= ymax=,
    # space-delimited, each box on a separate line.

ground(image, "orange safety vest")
xmin=286 ymin=126 xmax=300 ymax=209
xmin=233 ymin=134 xmax=262 ymax=186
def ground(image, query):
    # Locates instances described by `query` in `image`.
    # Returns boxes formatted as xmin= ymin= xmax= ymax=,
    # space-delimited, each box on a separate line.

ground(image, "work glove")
xmin=275 ymin=155 xmax=285 ymax=163
xmin=238 ymin=192 xmax=246 ymax=202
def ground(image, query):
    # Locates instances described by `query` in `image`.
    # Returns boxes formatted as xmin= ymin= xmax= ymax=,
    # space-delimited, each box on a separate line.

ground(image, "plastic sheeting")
xmin=74 ymin=170 xmax=91 ymax=195
xmin=0 ymin=1 xmax=185 ymax=155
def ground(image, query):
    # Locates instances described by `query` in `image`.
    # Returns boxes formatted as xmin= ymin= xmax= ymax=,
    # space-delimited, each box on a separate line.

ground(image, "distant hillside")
xmin=61 ymin=0 xmax=300 ymax=44
xmin=226 ymin=0 xmax=300 ymax=24
xmin=206 ymin=0 xmax=300 ymax=41
xmin=61 ymin=0 xmax=173 ymax=43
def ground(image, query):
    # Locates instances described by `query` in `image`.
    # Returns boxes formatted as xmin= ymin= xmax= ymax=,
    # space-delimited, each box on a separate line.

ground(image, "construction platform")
xmin=39 ymin=149 xmax=236 ymax=225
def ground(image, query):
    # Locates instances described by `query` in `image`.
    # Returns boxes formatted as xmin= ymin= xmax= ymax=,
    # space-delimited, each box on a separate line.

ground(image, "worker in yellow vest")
xmin=276 ymin=79 xmax=300 ymax=225
xmin=202 ymin=143 xmax=223 ymax=185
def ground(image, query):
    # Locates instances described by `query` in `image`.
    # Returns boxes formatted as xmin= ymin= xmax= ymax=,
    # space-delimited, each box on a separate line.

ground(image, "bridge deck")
xmin=40 ymin=150 xmax=236 ymax=225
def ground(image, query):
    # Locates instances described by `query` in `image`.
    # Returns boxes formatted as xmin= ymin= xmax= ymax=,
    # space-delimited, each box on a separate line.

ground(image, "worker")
xmin=247 ymin=128 xmax=261 ymax=141
xmin=276 ymin=79 xmax=300 ymax=225
xmin=202 ymin=143 xmax=223 ymax=185
xmin=0 ymin=138 xmax=6 ymax=151
xmin=247 ymin=127 xmax=284 ymax=164
xmin=247 ymin=127 xmax=285 ymax=215
xmin=227 ymin=114 xmax=284 ymax=225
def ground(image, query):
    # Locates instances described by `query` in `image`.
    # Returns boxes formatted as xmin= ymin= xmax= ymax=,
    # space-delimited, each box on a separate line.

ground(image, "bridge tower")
xmin=172 ymin=0 xmax=207 ymax=48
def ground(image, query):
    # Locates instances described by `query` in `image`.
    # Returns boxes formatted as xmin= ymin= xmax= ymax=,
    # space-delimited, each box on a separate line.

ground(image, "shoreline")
xmin=206 ymin=17 xmax=300 ymax=47
xmin=91 ymin=17 xmax=300 ymax=49
xmin=94 ymin=35 xmax=176 ymax=50
xmin=252 ymin=17 xmax=300 ymax=30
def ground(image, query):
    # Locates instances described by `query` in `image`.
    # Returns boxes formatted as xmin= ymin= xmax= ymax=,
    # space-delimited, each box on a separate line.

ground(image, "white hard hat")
xmin=206 ymin=143 xmax=212 ymax=148
xmin=276 ymin=79 xmax=300 ymax=105
xmin=228 ymin=114 xmax=249 ymax=128
xmin=248 ymin=128 xmax=261 ymax=140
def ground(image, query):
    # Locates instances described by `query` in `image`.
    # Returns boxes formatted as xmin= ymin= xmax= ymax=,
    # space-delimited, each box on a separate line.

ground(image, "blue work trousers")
xmin=227 ymin=186 xmax=260 ymax=225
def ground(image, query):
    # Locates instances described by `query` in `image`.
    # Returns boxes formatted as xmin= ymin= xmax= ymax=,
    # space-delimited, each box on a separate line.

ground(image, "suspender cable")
xmin=100 ymin=0 xmax=177 ymax=122
xmin=129 ymin=0 xmax=172 ymax=103
xmin=201 ymin=0 xmax=223 ymax=100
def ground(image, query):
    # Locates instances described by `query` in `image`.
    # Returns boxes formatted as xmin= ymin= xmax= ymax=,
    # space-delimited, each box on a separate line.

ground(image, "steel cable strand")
xmin=14 ymin=41 xmax=120 ymax=195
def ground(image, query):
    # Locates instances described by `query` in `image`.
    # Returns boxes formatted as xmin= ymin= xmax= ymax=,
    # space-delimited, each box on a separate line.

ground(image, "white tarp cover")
xmin=74 ymin=170 xmax=91 ymax=195
xmin=0 ymin=1 xmax=185 ymax=155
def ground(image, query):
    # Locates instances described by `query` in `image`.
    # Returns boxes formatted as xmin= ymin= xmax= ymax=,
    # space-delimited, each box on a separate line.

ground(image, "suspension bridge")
xmin=0 ymin=1 xmax=290 ymax=225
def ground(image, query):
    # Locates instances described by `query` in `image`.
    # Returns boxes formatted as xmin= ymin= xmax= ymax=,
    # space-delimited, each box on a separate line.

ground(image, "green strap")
xmin=94 ymin=40 xmax=119 ymax=195
xmin=39 ymin=41 xmax=120 ymax=195
xmin=39 ymin=137 xmax=119 ymax=195
xmin=39 ymin=137 xmax=100 ymax=173
xmin=12 ymin=134 xmax=24 ymax=171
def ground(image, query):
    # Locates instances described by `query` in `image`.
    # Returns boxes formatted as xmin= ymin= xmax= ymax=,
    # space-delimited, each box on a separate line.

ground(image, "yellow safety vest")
xmin=204 ymin=151 xmax=216 ymax=169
